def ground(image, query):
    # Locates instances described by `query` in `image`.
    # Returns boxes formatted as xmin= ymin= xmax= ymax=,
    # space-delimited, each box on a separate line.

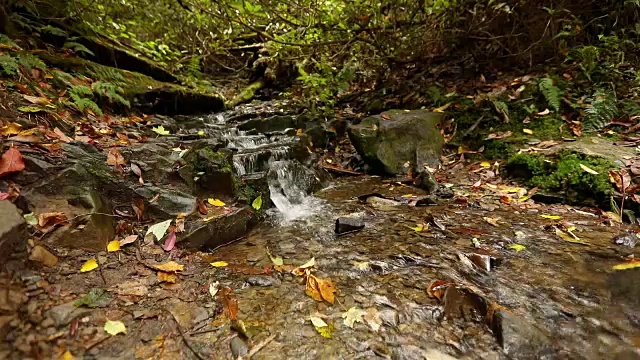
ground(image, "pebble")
xmin=230 ymin=336 xmax=248 ymax=357
xmin=247 ymin=276 xmax=281 ymax=287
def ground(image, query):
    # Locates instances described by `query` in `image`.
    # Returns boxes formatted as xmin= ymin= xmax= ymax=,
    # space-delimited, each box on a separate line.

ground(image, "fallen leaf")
xmin=523 ymin=129 xmax=534 ymax=134
xmin=23 ymin=213 xmax=37 ymax=225
xmin=252 ymin=195 xmax=263 ymax=210
xmin=310 ymin=315 xmax=328 ymax=328
xmin=53 ymin=128 xmax=73 ymax=143
xmin=210 ymin=261 xmax=228 ymax=267
xmin=74 ymin=289 xmax=112 ymax=308
xmin=555 ymin=228 xmax=589 ymax=245
xmin=151 ymin=126 xmax=170 ymax=135
xmin=196 ymin=198 xmax=208 ymax=215
xmin=426 ymin=279 xmax=459 ymax=301
xmin=483 ymin=217 xmax=501 ymax=227
xmin=298 ymin=257 xmax=315 ymax=269
xmin=37 ymin=212 xmax=68 ymax=232
xmin=157 ymin=271 xmax=177 ymax=283
xmin=163 ymin=231 xmax=176 ymax=251
xmin=209 ymin=282 xmax=220 ymax=297
xmin=409 ymin=223 xmax=425 ymax=232
xmin=316 ymin=276 xmax=337 ymax=304
xmin=342 ymin=307 xmax=366 ymax=328
xmin=18 ymin=105 xmax=45 ymax=113
xmin=107 ymin=240 xmax=121 ymax=252
xmin=106 ymin=148 xmax=125 ymax=167
xmin=612 ymin=260 xmax=640 ymax=271
xmin=207 ymin=198 xmax=226 ymax=207
xmin=364 ymin=308 xmax=382 ymax=332
xmin=485 ymin=131 xmax=512 ymax=140
xmin=541 ymin=214 xmax=561 ymax=220
xmin=0 ymin=122 xmax=22 ymax=136
xmin=537 ymin=109 xmax=551 ymax=116
xmin=0 ymin=147 xmax=25 ymax=178
xmin=104 ymin=320 xmax=127 ymax=335
xmin=579 ymin=164 xmax=599 ymax=175
xmin=130 ymin=163 xmax=144 ymax=184
xmin=60 ymin=350 xmax=74 ymax=360
xmin=80 ymin=259 xmax=98 ymax=273
xmin=354 ymin=261 xmax=370 ymax=271
xmin=146 ymin=219 xmax=172 ymax=241
xmin=23 ymin=94 xmax=50 ymax=105
xmin=220 ymin=286 xmax=238 ymax=320
xmin=132 ymin=198 xmax=145 ymax=221
xmin=507 ymin=244 xmax=526 ymax=252
xmin=119 ymin=235 xmax=137 ymax=246
xmin=152 ymin=261 xmax=184 ymax=272
xmin=480 ymin=161 xmax=491 ymax=168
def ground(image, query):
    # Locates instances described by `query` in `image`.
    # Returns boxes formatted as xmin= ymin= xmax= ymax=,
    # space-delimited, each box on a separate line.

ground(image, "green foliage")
xmin=17 ymin=54 xmax=46 ymax=71
xmin=91 ymin=81 xmax=131 ymax=107
xmin=69 ymin=85 xmax=93 ymax=97
xmin=39 ymin=25 xmax=69 ymax=37
xmin=0 ymin=34 xmax=20 ymax=49
xmin=572 ymin=46 xmax=599 ymax=80
xmin=69 ymin=94 xmax=103 ymax=115
xmin=584 ymin=90 xmax=618 ymax=130
xmin=63 ymin=41 xmax=95 ymax=56
xmin=0 ymin=55 xmax=19 ymax=76
xmin=538 ymin=77 xmax=562 ymax=112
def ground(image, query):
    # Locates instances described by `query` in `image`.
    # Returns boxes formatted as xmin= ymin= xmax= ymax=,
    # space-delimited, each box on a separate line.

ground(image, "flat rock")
xmin=46 ymin=301 xmax=93 ymax=328
xmin=491 ymin=309 xmax=553 ymax=359
xmin=609 ymin=268 xmax=640 ymax=308
xmin=547 ymin=137 xmax=635 ymax=167
xmin=0 ymin=200 xmax=26 ymax=263
xmin=335 ymin=216 xmax=365 ymax=235
xmin=181 ymin=207 xmax=251 ymax=250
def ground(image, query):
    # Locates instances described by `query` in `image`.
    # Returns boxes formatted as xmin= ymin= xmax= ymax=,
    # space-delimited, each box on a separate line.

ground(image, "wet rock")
xmin=491 ymin=309 xmax=553 ymax=359
xmin=0 ymin=200 xmax=26 ymax=263
xmin=379 ymin=309 xmax=399 ymax=327
xmin=28 ymin=245 xmax=58 ymax=267
xmin=335 ymin=216 xmax=365 ymax=235
xmin=46 ymin=301 xmax=92 ymax=327
xmin=413 ymin=170 xmax=439 ymax=193
xmin=247 ymin=276 xmax=281 ymax=287
xmin=134 ymin=186 xmax=196 ymax=217
xmin=230 ymin=336 xmax=249 ymax=357
xmin=180 ymin=142 xmax=236 ymax=197
xmin=392 ymin=346 xmax=458 ymax=360
xmin=365 ymin=196 xmax=402 ymax=211
xmin=348 ymin=110 xmax=444 ymax=175
xmin=609 ymin=268 xmax=640 ymax=308
xmin=238 ymin=115 xmax=295 ymax=133
xmin=0 ymin=315 xmax=15 ymax=341
xmin=613 ymin=233 xmax=638 ymax=247
xmin=181 ymin=207 xmax=251 ymax=250
xmin=167 ymin=299 xmax=208 ymax=329
xmin=442 ymin=287 xmax=489 ymax=322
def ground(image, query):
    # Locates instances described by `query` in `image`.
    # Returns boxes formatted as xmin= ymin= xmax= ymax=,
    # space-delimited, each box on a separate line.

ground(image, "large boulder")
xmin=348 ymin=110 xmax=445 ymax=175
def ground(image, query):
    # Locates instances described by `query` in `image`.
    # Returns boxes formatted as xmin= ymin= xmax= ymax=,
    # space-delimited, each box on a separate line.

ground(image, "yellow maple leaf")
xmin=541 ymin=214 xmax=561 ymax=220
xmin=107 ymin=240 xmax=121 ymax=252
xmin=210 ymin=261 xmax=228 ymax=267
xmin=104 ymin=320 xmax=127 ymax=335
xmin=80 ymin=259 xmax=98 ymax=273
xmin=157 ymin=271 xmax=177 ymax=283
xmin=612 ymin=261 xmax=640 ymax=271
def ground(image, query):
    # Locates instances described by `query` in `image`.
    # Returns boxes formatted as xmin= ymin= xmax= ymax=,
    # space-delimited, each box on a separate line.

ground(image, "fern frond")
xmin=39 ymin=25 xmax=68 ymax=37
xmin=491 ymin=99 xmax=510 ymax=122
xmin=0 ymin=55 xmax=19 ymax=76
xmin=52 ymin=70 xmax=74 ymax=87
xmin=70 ymin=85 xmax=93 ymax=97
xmin=17 ymin=54 xmax=46 ymax=71
xmin=70 ymin=92 xmax=103 ymax=115
xmin=584 ymin=90 xmax=618 ymax=130
xmin=538 ymin=77 xmax=562 ymax=112
xmin=91 ymin=81 xmax=130 ymax=107
xmin=0 ymin=34 xmax=21 ymax=49
xmin=63 ymin=42 xmax=95 ymax=57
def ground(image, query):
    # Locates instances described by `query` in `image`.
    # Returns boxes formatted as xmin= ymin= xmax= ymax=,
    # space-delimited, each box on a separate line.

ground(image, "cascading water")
xmin=266 ymin=160 xmax=325 ymax=222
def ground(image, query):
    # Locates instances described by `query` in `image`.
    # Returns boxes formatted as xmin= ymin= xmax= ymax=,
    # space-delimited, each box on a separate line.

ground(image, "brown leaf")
xmin=0 ymin=147 xmax=25 ymax=178
xmin=196 ymin=198 xmax=208 ymax=215
xmin=132 ymin=198 xmax=145 ymax=221
xmin=7 ymin=134 xmax=41 ymax=143
xmin=0 ymin=123 xmax=22 ymax=136
xmin=52 ymin=128 xmax=73 ymax=143
xmin=305 ymin=275 xmax=337 ymax=304
xmin=106 ymin=148 xmax=125 ymax=167
xmin=219 ymin=286 xmax=238 ymax=320
xmin=37 ymin=212 xmax=68 ymax=232
xmin=22 ymin=95 xmax=50 ymax=105
xmin=130 ymin=163 xmax=144 ymax=184
xmin=609 ymin=169 xmax=631 ymax=192
xmin=426 ymin=279 xmax=459 ymax=301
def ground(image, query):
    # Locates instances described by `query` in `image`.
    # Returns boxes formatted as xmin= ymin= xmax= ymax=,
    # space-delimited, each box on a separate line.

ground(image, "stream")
xmin=2 ymin=102 xmax=640 ymax=360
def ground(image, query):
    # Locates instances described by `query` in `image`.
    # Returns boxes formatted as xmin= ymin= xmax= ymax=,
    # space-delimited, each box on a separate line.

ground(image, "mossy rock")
xmin=37 ymin=52 xmax=224 ymax=115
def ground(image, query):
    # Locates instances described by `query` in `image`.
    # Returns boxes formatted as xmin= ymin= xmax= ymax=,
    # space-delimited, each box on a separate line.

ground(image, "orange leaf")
xmin=306 ymin=275 xmax=337 ymax=304
xmin=106 ymin=148 xmax=125 ymax=167
xmin=0 ymin=147 xmax=25 ymax=178
xmin=157 ymin=271 xmax=177 ymax=283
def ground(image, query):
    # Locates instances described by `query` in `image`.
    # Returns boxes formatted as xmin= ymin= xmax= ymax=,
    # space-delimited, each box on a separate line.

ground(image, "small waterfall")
xmin=232 ymin=152 xmax=260 ymax=175
xmin=267 ymin=161 xmax=324 ymax=222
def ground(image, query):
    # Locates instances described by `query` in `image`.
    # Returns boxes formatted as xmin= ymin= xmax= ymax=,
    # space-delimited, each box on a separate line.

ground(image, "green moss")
xmin=507 ymin=151 xmax=615 ymax=205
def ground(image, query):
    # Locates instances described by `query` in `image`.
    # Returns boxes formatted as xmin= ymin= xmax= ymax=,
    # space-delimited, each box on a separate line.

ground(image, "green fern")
xmin=491 ymin=99 xmax=510 ymax=122
xmin=39 ymin=25 xmax=68 ymax=37
xmin=0 ymin=34 xmax=20 ymax=49
xmin=17 ymin=54 xmax=46 ymax=72
xmin=52 ymin=70 xmax=74 ymax=87
xmin=88 ymin=66 xmax=125 ymax=83
xmin=63 ymin=42 xmax=95 ymax=57
xmin=575 ymin=46 xmax=599 ymax=80
xmin=538 ymin=77 xmax=562 ymax=112
xmin=70 ymin=92 xmax=103 ymax=115
xmin=91 ymin=81 xmax=130 ymax=107
xmin=0 ymin=55 xmax=19 ymax=76
xmin=584 ymin=90 xmax=618 ymax=130
xmin=69 ymin=85 xmax=93 ymax=97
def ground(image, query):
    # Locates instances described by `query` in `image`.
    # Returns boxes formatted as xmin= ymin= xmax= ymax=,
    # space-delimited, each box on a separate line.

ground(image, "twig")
xmin=239 ymin=334 xmax=276 ymax=360
xmin=98 ymin=263 xmax=107 ymax=285
xmin=168 ymin=309 xmax=206 ymax=360
xmin=462 ymin=115 xmax=485 ymax=138
xmin=189 ymin=326 xmax=223 ymax=336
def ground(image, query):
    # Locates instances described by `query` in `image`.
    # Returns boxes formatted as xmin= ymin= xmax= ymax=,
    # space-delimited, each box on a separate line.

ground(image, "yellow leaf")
xmin=298 ymin=257 xmax=315 ymax=269
xmin=152 ymin=261 xmax=184 ymax=272
xmin=151 ymin=126 xmax=170 ymax=135
xmin=296 ymin=128 xmax=303 ymax=136
xmin=210 ymin=261 xmax=228 ymax=267
xmin=508 ymin=244 xmax=526 ymax=252
xmin=480 ymin=161 xmax=491 ymax=168
xmin=579 ymin=163 xmax=599 ymax=175
xmin=612 ymin=261 xmax=640 ymax=270
xmin=605 ymin=211 xmax=623 ymax=223
xmin=104 ymin=320 xmax=127 ymax=335
xmin=541 ymin=214 xmax=561 ymax=220
xmin=207 ymin=198 xmax=226 ymax=207
xmin=409 ymin=223 xmax=425 ymax=232
xmin=59 ymin=350 xmax=74 ymax=360
xmin=432 ymin=102 xmax=451 ymax=113
xmin=555 ymin=228 xmax=589 ymax=245
xmin=354 ymin=261 xmax=370 ymax=271
xmin=107 ymin=240 xmax=121 ymax=252
xmin=157 ymin=271 xmax=177 ymax=283
xmin=310 ymin=315 xmax=328 ymax=328
xmin=523 ymin=129 xmax=534 ymax=134
xmin=0 ymin=122 xmax=22 ymax=136
xmin=80 ymin=259 xmax=98 ymax=273
xmin=483 ymin=217 xmax=500 ymax=227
